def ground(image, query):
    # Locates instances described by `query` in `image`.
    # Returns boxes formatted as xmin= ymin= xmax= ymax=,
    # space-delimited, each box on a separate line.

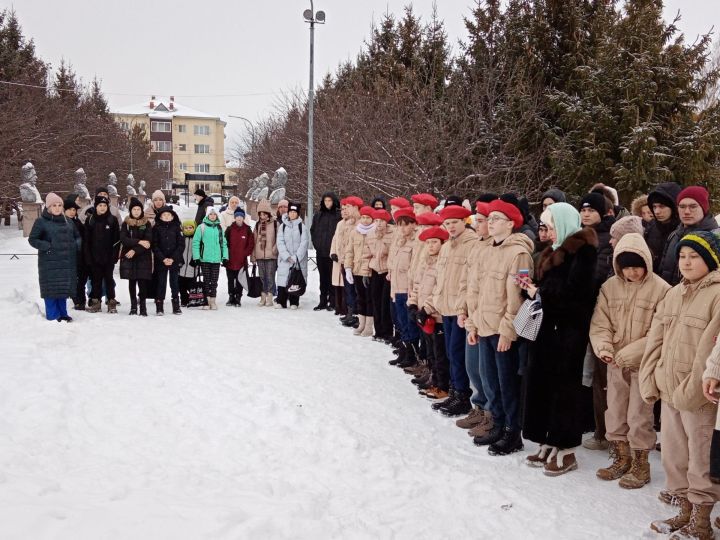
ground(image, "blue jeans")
xmin=443 ymin=316 xmax=469 ymax=392
xmin=44 ymin=298 xmax=68 ymax=320
xmin=465 ymin=336 xmax=488 ymax=409
xmin=394 ymin=293 xmax=420 ymax=342
xmin=343 ymin=270 xmax=357 ymax=311
xmin=479 ymin=334 xmax=521 ymax=430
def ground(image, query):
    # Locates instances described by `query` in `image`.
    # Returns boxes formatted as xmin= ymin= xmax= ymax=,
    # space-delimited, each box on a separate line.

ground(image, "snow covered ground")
xmin=0 ymin=209 xmax=696 ymax=539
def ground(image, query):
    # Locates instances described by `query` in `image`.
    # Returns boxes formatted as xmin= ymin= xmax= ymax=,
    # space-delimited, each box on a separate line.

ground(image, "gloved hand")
xmin=189 ymin=259 xmax=198 ymax=267
xmin=407 ymin=304 xmax=419 ymax=323
xmin=417 ymin=308 xmax=429 ymax=326
xmin=362 ymin=276 xmax=370 ymax=288
xmin=345 ymin=268 xmax=354 ymax=285
xmin=221 ymin=260 xmax=227 ymax=267
xmin=330 ymin=254 xmax=339 ymax=262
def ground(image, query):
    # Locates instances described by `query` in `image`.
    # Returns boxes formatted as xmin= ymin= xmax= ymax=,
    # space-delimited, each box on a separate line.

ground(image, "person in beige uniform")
xmin=590 ymin=233 xmax=670 ymax=489
xmin=640 ymin=230 xmax=720 ymax=539
xmin=344 ymin=206 xmax=376 ymax=337
xmin=367 ymin=209 xmax=394 ymax=342
xmin=330 ymin=196 xmax=362 ymax=322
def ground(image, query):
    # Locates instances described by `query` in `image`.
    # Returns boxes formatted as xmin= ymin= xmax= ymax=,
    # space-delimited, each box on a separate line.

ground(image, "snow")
xmin=112 ymin=98 xmax=226 ymax=124
xmin=0 ymin=211 xmax=699 ymax=539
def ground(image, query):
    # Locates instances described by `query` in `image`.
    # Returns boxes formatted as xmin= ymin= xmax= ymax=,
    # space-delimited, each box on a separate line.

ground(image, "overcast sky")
xmin=5 ymin=0 xmax=719 ymax=156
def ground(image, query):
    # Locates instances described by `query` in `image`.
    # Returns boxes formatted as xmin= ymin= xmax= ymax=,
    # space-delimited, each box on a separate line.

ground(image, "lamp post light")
xmin=303 ymin=2 xmax=325 ymax=225
xmin=229 ymin=115 xmax=257 ymax=150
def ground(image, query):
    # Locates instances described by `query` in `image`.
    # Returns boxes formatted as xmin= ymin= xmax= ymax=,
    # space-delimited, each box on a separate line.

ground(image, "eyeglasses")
xmin=487 ymin=216 xmax=510 ymax=223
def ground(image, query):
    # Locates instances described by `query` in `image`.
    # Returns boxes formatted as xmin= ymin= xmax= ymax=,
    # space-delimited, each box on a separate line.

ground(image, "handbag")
xmin=187 ymin=266 xmax=207 ymax=308
xmin=247 ymin=264 xmax=263 ymax=298
xmin=287 ymin=263 xmax=307 ymax=297
xmin=513 ymin=294 xmax=543 ymax=341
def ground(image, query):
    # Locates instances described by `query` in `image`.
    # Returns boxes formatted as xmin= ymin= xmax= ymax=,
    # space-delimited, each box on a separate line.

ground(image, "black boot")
xmin=397 ymin=341 xmax=419 ymax=369
xmin=129 ymin=295 xmax=138 ymax=315
xmin=235 ymin=294 xmax=242 ymax=307
xmin=139 ymin=299 xmax=147 ymax=317
xmin=440 ymin=390 xmax=472 ymax=417
xmin=488 ymin=427 xmax=524 ymax=456
xmin=432 ymin=389 xmax=456 ymax=411
xmin=388 ymin=343 xmax=407 ymax=366
xmin=156 ymin=300 xmax=164 ymax=316
xmin=339 ymin=307 xmax=354 ymax=324
xmin=474 ymin=424 xmax=503 ymax=446
xmin=226 ymin=294 xmax=237 ymax=307
xmin=172 ymin=298 xmax=182 ymax=315
xmin=313 ymin=293 xmax=328 ymax=311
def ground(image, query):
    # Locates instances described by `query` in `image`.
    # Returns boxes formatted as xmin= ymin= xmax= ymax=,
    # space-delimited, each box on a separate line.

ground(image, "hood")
xmin=124 ymin=214 xmax=149 ymax=227
xmin=257 ymin=198 xmax=274 ymax=217
xmin=647 ymin=182 xmax=682 ymax=218
xmin=156 ymin=206 xmax=180 ymax=225
xmin=682 ymin=269 xmax=720 ymax=291
xmin=612 ymin=233 xmax=653 ymax=281
xmin=202 ymin=215 xmax=222 ymax=227
xmin=541 ymin=188 xmax=567 ymax=204
xmin=370 ymin=195 xmax=388 ymax=210
xmin=319 ymin=192 xmax=340 ymax=213
xmin=679 ymin=214 xmax=719 ymax=235
xmin=502 ymin=232 xmax=535 ymax=254
xmin=593 ymin=215 xmax=615 ymax=234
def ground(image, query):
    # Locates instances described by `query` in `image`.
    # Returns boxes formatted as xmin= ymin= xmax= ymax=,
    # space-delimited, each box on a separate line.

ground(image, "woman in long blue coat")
xmin=28 ymin=193 xmax=81 ymax=321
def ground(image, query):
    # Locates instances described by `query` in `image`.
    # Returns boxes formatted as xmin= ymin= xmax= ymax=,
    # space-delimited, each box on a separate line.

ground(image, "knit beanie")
xmin=580 ymin=193 xmax=607 ymax=216
xmin=95 ymin=185 xmax=109 ymax=196
xmin=181 ymin=219 xmax=196 ymax=237
xmin=616 ymin=252 xmax=646 ymax=270
xmin=445 ymin=195 xmax=463 ymax=207
xmin=45 ymin=192 xmax=63 ymax=207
xmin=541 ymin=188 xmax=567 ymax=204
xmin=63 ymin=194 xmax=80 ymax=211
xmin=676 ymin=231 xmax=720 ymax=272
xmin=677 ymin=186 xmax=710 ymax=215
xmin=128 ymin=197 xmax=143 ymax=215
xmin=476 ymin=193 xmax=499 ymax=203
xmin=194 ymin=188 xmax=207 ymax=197
xmin=94 ymin=195 xmax=109 ymax=208
xmin=234 ymin=208 xmax=246 ymax=218
xmin=288 ymin=202 xmax=301 ymax=213
xmin=547 ymin=202 xmax=582 ymax=250
xmin=206 ymin=205 xmax=218 ymax=217
xmin=610 ymin=216 xmax=644 ymax=242
xmin=152 ymin=190 xmax=166 ymax=202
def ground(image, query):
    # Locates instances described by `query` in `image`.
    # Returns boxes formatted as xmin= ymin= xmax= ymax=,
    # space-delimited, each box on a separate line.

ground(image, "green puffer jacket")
xmin=192 ymin=217 xmax=228 ymax=263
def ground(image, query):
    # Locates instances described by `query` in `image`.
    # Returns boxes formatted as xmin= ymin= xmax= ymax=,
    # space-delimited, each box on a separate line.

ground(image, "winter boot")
xmin=582 ymin=435 xmax=609 ymax=451
xmin=313 ymin=295 xmax=328 ymax=311
xmin=456 ymin=407 xmax=485 ymax=429
xmin=473 ymin=423 xmax=503 ymax=446
xmin=526 ymin=445 xmax=554 ymax=468
xmin=488 ymin=427 xmax=524 ymax=456
xmin=340 ymin=308 xmax=355 ymax=325
xmin=156 ymin=300 xmax=164 ymax=316
xmin=235 ymin=295 xmax=242 ymax=307
xmin=226 ymin=294 xmax=237 ymax=307
xmin=73 ymin=301 xmax=86 ymax=311
xmin=389 ymin=343 xmax=407 ymax=366
xmin=172 ymin=298 xmax=182 ymax=315
xmin=650 ymin=498 xmax=692 ymax=534
xmin=432 ymin=389 xmax=456 ymax=411
xmin=360 ymin=316 xmax=374 ymax=337
xmin=107 ymin=299 xmax=118 ymax=314
xmin=669 ymin=503 xmax=714 ymax=540
xmin=543 ymin=449 xmax=578 ymax=477
xmin=469 ymin=414 xmax=495 ymax=438
xmin=353 ymin=315 xmax=367 ymax=336
xmin=659 ymin=490 xmax=682 ymax=507
xmin=209 ymin=297 xmax=218 ymax=310
xmin=619 ymin=449 xmax=650 ymax=489
xmin=139 ymin=299 xmax=147 ymax=317
xmin=441 ymin=390 xmax=472 ymax=417
xmin=86 ymin=299 xmax=102 ymax=313
xmin=129 ymin=295 xmax=138 ymax=315
xmin=411 ymin=369 xmax=431 ymax=386
xmin=397 ymin=341 xmax=419 ymax=369
xmin=424 ymin=387 xmax=449 ymax=400
xmin=596 ymin=440 xmax=631 ymax=481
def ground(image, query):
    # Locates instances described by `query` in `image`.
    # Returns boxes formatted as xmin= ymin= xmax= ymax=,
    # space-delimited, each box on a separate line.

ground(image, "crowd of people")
xmin=27 ymin=180 xmax=720 ymax=538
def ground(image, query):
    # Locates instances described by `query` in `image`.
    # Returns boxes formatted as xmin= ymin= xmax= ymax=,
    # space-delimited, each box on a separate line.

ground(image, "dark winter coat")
xmin=83 ymin=211 xmax=120 ymax=267
xmin=658 ymin=214 xmax=719 ymax=286
xmin=225 ymin=222 xmax=255 ymax=271
xmin=28 ymin=210 xmax=81 ymax=298
xmin=194 ymin=196 xmax=215 ymax=226
xmin=310 ymin=191 xmax=341 ymax=258
xmin=645 ymin=182 xmax=682 ymax=273
xmin=69 ymin=215 xmax=86 ymax=270
xmin=120 ymin=216 xmax=153 ymax=280
xmin=590 ymin=215 xmax=615 ymax=289
xmin=522 ymin=227 xmax=599 ymax=450
xmin=152 ymin=211 xmax=185 ymax=269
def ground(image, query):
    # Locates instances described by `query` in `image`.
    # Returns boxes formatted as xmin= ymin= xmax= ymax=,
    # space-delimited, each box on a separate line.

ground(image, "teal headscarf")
xmin=547 ymin=202 xmax=581 ymax=250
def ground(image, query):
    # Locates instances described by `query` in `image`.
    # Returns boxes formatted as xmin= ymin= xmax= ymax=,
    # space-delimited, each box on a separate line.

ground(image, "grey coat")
xmin=276 ymin=214 xmax=309 ymax=287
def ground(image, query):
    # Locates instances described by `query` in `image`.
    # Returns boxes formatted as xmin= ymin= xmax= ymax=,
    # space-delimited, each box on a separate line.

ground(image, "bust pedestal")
xmin=21 ymin=202 xmax=42 ymax=238
xmin=109 ymin=195 xmax=119 ymax=209
xmin=136 ymin=194 xmax=147 ymax=206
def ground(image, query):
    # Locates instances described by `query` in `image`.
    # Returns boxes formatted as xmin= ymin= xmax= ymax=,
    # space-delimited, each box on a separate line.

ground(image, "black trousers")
xmin=200 ymin=262 xmax=220 ymax=298
xmin=178 ymin=276 xmax=194 ymax=306
xmin=90 ymin=263 xmax=115 ymax=300
xmin=128 ymin=279 xmax=150 ymax=301
xmin=370 ymin=271 xmax=392 ymax=338
xmin=73 ymin=263 xmax=89 ymax=306
xmin=316 ymin=256 xmax=333 ymax=306
xmin=226 ymin=268 xmax=245 ymax=298
xmin=353 ymin=274 xmax=372 ymax=316
xmin=276 ymin=286 xmax=299 ymax=307
xmin=430 ymin=325 xmax=450 ymax=391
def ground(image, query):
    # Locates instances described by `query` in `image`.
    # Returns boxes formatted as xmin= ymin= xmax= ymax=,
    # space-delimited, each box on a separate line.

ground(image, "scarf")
xmin=356 ymin=222 xmax=375 ymax=235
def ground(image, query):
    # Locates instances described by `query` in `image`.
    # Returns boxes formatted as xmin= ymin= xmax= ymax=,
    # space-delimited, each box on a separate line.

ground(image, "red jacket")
xmin=225 ymin=223 xmax=255 ymax=270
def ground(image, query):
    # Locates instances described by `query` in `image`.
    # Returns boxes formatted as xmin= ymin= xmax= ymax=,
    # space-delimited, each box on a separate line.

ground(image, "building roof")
xmin=112 ymin=96 xmax=226 ymax=125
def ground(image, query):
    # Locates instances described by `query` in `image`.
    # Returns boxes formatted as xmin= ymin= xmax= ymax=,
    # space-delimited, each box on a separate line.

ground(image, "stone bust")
xmin=19 ymin=162 xmax=42 ymax=203
xmin=107 ymin=172 xmax=118 ymax=196
xmin=73 ymin=168 xmax=91 ymax=200
xmin=269 ymin=167 xmax=288 ymax=204
xmin=126 ymin=174 xmax=137 ymax=196
xmin=251 ymin=173 xmax=269 ymax=201
xmin=138 ymin=180 xmax=146 ymax=196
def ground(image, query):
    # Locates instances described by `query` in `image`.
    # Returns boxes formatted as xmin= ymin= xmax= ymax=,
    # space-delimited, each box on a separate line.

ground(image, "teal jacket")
xmin=192 ymin=217 xmax=228 ymax=263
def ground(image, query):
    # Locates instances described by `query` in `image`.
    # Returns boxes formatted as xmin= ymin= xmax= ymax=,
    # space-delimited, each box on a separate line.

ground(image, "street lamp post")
xmin=229 ymin=115 xmax=257 ymax=150
xmin=303 ymin=2 xmax=325 ymax=225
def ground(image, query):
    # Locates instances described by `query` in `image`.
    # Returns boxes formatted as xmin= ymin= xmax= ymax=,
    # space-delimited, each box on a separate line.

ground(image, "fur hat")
xmin=419 ymin=226 xmax=450 ymax=243
xmin=416 ymin=212 xmax=444 ymax=226
xmin=580 ymin=192 xmax=607 ymax=216
xmin=389 ymin=197 xmax=411 ymax=209
xmin=677 ymin=186 xmax=710 ymax=215
xmin=631 ymin=195 xmax=649 ymax=218
xmin=411 ymin=193 xmax=439 ymax=209
xmin=488 ymin=199 xmax=524 ymax=229
xmin=439 ymin=205 xmax=471 ymax=221
xmin=45 ymin=192 xmax=63 ymax=207
xmin=610 ymin=216 xmax=644 ymax=242
xmin=676 ymin=231 xmax=720 ymax=272
xmin=371 ymin=209 xmax=391 ymax=222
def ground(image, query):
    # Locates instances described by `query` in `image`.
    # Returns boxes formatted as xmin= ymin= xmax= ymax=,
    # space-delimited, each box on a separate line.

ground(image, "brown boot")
xmin=456 ymin=407 xmax=485 ymax=429
xmin=86 ymin=298 xmax=102 ymax=313
xmin=596 ymin=440 xmax=631 ymax=481
xmin=650 ymin=497 xmax=692 ymax=534
xmin=526 ymin=444 xmax=553 ymax=468
xmin=543 ymin=449 xmax=578 ymax=477
xmin=669 ymin=503 xmax=713 ymax=540
xmin=619 ymin=449 xmax=650 ymax=489
xmin=468 ymin=413 xmax=494 ymax=438
xmin=425 ymin=387 xmax=449 ymax=400
xmin=659 ymin=490 xmax=682 ymax=506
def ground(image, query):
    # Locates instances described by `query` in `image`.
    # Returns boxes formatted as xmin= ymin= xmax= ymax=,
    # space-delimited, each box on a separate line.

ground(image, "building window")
xmin=151 ymin=121 xmax=172 ymax=132
xmin=177 ymin=124 xmax=186 ymax=133
xmin=193 ymin=125 xmax=210 ymax=135
xmin=178 ymin=143 xmax=186 ymax=152
xmin=162 ymin=180 xmax=173 ymax=190
xmin=151 ymin=141 xmax=172 ymax=153
xmin=157 ymin=160 xmax=171 ymax=171
xmin=178 ymin=163 xmax=187 ymax=171
xmin=119 ymin=121 xmax=129 ymax=131
xmin=194 ymin=144 xmax=210 ymax=154
xmin=194 ymin=163 xmax=210 ymax=173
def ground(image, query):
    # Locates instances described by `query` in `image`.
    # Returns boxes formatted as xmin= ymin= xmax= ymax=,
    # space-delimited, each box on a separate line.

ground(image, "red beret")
xmin=677 ymin=186 xmax=710 ymax=215
xmin=419 ymin=226 xmax=450 ymax=242
xmin=439 ymin=205 xmax=472 ymax=221
xmin=488 ymin=200 xmax=524 ymax=229
xmin=359 ymin=206 xmax=375 ymax=217
xmin=371 ymin=209 xmax=391 ymax=222
xmin=341 ymin=196 xmax=364 ymax=208
xmin=475 ymin=202 xmax=491 ymax=216
xmin=393 ymin=207 xmax=417 ymax=221
xmin=411 ymin=193 xmax=439 ymax=209
xmin=389 ymin=197 xmax=411 ymax=208
xmin=416 ymin=212 xmax=444 ymax=226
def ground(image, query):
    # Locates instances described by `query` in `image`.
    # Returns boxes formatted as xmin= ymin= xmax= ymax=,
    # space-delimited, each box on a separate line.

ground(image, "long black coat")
xmin=194 ymin=196 xmax=215 ymax=226
xmin=523 ymin=227 xmax=599 ymax=450
xmin=658 ymin=214 xmax=719 ymax=286
xmin=83 ymin=211 xmax=120 ymax=267
xmin=152 ymin=212 xmax=185 ymax=269
xmin=310 ymin=191 xmax=341 ymax=258
xmin=591 ymin=215 xmax=614 ymax=289
xmin=120 ymin=216 xmax=153 ymax=280
xmin=28 ymin=210 xmax=81 ymax=298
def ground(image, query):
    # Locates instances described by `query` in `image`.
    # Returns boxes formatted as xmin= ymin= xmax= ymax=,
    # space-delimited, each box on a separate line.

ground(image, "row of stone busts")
xmin=245 ymin=167 xmax=287 ymax=204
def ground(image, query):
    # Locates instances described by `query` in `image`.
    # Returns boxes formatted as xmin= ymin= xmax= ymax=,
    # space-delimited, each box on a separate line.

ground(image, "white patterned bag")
xmin=513 ymin=295 xmax=543 ymax=341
